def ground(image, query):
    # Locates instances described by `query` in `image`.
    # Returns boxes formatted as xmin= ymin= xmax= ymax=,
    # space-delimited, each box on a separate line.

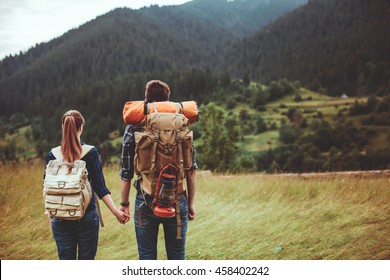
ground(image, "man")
xmin=119 ymin=80 xmax=196 ymax=260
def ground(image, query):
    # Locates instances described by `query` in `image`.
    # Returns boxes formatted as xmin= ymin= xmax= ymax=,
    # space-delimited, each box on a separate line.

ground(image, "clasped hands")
xmin=116 ymin=205 xmax=131 ymax=224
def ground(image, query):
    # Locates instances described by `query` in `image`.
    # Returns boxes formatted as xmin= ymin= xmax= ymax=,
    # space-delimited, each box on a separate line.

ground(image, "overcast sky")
xmin=0 ymin=0 xmax=190 ymax=59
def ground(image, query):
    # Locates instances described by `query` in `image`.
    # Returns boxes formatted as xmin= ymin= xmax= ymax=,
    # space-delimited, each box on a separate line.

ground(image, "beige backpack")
xmin=43 ymin=145 xmax=94 ymax=220
xmin=134 ymin=103 xmax=195 ymax=239
xmin=134 ymin=103 xmax=194 ymax=196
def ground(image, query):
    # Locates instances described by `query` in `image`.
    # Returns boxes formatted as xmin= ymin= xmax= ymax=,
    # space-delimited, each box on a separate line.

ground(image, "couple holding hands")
xmin=44 ymin=80 xmax=196 ymax=260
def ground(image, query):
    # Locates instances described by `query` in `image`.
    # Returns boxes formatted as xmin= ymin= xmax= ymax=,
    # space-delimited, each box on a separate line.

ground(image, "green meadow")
xmin=1 ymin=163 xmax=389 ymax=260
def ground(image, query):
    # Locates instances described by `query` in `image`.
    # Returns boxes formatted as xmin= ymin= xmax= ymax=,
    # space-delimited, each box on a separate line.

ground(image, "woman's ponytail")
xmin=61 ymin=110 xmax=84 ymax=163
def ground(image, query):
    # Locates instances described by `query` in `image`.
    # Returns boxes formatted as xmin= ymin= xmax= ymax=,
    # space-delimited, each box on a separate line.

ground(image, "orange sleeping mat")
xmin=123 ymin=101 xmax=199 ymax=124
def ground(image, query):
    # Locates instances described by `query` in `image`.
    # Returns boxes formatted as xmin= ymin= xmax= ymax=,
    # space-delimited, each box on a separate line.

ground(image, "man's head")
xmin=145 ymin=80 xmax=170 ymax=102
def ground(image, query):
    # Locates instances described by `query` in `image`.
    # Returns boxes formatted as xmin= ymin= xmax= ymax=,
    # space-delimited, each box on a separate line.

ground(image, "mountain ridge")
xmin=226 ymin=0 xmax=390 ymax=96
xmin=0 ymin=0 xmax=307 ymax=117
xmin=0 ymin=0 xmax=389 ymax=164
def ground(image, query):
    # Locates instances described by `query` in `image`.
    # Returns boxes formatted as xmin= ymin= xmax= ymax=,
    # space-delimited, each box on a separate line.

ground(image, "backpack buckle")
xmin=58 ymin=181 xmax=66 ymax=188
xmin=163 ymin=144 xmax=174 ymax=155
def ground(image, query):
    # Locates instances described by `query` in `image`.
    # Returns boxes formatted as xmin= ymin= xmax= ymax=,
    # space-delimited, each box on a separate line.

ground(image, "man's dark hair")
xmin=145 ymin=80 xmax=171 ymax=102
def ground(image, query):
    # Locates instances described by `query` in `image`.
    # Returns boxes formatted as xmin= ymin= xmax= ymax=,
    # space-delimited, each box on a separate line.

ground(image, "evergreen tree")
xmin=198 ymin=102 xmax=239 ymax=172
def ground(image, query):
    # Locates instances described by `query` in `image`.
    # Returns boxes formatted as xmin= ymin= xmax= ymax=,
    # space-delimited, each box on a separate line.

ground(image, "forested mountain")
xmin=226 ymin=0 xmax=390 ymax=97
xmin=0 ymin=0 xmax=306 ymax=117
xmin=0 ymin=0 xmax=389 ymax=171
xmin=0 ymin=0 xmax=307 ymax=157
xmin=176 ymin=0 xmax=307 ymax=37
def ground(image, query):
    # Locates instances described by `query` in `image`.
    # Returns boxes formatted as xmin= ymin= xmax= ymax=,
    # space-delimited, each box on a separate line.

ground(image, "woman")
xmin=45 ymin=110 xmax=129 ymax=260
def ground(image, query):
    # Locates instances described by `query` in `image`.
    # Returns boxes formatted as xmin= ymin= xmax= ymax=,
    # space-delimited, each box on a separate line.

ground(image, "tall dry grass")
xmin=0 ymin=163 xmax=389 ymax=260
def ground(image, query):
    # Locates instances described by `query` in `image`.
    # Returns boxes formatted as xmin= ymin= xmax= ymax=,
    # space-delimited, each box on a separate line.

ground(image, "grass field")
xmin=1 ymin=163 xmax=389 ymax=260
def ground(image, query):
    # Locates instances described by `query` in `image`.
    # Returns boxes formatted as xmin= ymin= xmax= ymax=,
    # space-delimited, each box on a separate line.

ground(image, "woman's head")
xmin=61 ymin=110 xmax=84 ymax=162
xmin=145 ymin=80 xmax=170 ymax=102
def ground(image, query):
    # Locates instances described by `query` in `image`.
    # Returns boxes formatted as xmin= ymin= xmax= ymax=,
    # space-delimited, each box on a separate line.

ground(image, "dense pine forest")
xmin=227 ymin=0 xmax=390 ymax=97
xmin=0 ymin=0 xmax=389 ymax=173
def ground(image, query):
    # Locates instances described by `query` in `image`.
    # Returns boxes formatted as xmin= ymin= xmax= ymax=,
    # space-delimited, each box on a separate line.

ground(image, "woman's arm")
xmin=85 ymin=147 xmax=129 ymax=222
xmin=101 ymin=194 xmax=130 ymax=222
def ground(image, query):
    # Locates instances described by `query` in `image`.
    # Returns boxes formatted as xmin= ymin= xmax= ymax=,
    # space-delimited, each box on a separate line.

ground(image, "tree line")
xmin=1 ymin=74 xmax=390 ymax=172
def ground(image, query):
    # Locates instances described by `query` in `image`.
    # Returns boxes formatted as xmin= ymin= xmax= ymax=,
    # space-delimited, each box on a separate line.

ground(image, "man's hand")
xmin=188 ymin=204 xmax=195 ymax=221
xmin=118 ymin=205 xmax=131 ymax=224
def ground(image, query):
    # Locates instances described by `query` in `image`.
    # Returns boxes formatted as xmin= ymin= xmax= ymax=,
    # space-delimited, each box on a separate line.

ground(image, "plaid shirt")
xmin=120 ymin=124 xmax=141 ymax=181
xmin=120 ymin=124 xmax=197 ymax=181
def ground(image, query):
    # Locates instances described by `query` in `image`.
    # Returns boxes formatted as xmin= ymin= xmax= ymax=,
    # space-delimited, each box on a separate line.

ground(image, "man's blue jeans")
xmin=134 ymin=193 xmax=188 ymax=260
xmin=51 ymin=210 xmax=100 ymax=260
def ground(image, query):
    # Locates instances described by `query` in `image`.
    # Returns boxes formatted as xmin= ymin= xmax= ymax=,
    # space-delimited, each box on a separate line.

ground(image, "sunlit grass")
xmin=240 ymin=131 xmax=279 ymax=153
xmin=0 ymin=164 xmax=389 ymax=260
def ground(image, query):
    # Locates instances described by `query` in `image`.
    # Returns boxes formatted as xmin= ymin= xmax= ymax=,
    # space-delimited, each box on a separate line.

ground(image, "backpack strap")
xmin=175 ymin=200 xmax=182 ymax=240
xmin=51 ymin=146 xmax=62 ymax=159
xmin=144 ymin=101 xmax=148 ymax=115
xmin=150 ymin=132 xmax=159 ymax=178
xmin=51 ymin=144 xmax=94 ymax=160
xmin=175 ymin=102 xmax=183 ymax=114
xmin=150 ymin=102 xmax=158 ymax=113
xmin=81 ymin=144 xmax=94 ymax=158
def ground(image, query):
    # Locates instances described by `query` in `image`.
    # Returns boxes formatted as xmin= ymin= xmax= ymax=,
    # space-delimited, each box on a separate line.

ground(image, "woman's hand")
xmin=115 ymin=207 xmax=131 ymax=224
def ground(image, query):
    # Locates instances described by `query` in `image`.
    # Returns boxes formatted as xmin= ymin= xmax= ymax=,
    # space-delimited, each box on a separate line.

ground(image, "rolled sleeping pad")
xmin=123 ymin=101 xmax=199 ymax=124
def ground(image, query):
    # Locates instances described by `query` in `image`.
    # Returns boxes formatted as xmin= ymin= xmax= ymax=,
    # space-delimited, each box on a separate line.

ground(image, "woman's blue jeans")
xmin=134 ymin=193 xmax=188 ymax=260
xmin=51 ymin=210 xmax=99 ymax=260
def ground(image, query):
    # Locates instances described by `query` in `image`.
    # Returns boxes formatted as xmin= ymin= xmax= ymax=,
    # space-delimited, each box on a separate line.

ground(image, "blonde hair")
xmin=61 ymin=110 xmax=84 ymax=163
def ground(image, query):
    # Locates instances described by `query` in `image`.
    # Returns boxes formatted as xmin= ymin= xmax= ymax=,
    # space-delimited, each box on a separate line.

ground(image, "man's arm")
xmin=186 ymin=169 xmax=196 ymax=221
xmin=119 ymin=125 xmax=136 ymax=224
xmin=119 ymin=179 xmax=131 ymax=223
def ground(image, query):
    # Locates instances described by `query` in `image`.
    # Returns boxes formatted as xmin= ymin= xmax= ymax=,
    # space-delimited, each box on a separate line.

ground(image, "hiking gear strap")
xmin=175 ymin=200 xmax=182 ymax=240
xmin=148 ymin=102 xmax=159 ymax=178
xmin=150 ymin=132 xmax=159 ymax=178
xmin=138 ymin=183 xmax=151 ymax=227
xmin=144 ymin=101 xmax=148 ymax=115
xmin=177 ymin=133 xmax=184 ymax=182
xmin=150 ymin=102 xmax=159 ymax=113
xmin=138 ymin=203 xmax=144 ymax=227
xmin=174 ymin=103 xmax=184 ymax=180
xmin=51 ymin=144 xmax=94 ymax=160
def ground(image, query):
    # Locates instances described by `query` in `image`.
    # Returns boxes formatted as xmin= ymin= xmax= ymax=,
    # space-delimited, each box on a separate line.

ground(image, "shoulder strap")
xmin=144 ymin=101 xmax=148 ymax=115
xmin=81 ymin=144 xmax=94 ymax=158
xmin=51 ymin=144 xmax=94 ymax=160
xmin=51 ymin=146 xmax=62 ymax=159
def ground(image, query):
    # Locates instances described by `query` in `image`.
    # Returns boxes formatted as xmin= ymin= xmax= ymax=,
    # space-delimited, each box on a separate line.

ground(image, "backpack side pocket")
xmin=181 ymin=130 xmax=193 ymax=170
xmin=134 ymin=132 xmax=153 ymax=173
